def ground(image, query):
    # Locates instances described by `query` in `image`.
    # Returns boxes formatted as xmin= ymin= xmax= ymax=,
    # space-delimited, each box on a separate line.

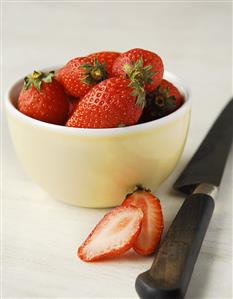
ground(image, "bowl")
xmin=5 ymin=70 xmax=191 ymax=208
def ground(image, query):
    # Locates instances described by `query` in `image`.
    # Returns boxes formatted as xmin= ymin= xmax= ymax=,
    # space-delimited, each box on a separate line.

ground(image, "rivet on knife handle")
xmin=135 ymin=187 xmax=215 ymax=299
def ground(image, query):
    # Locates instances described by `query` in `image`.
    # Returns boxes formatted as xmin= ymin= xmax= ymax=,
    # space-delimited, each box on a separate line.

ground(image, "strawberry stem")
xmin=80 ymin=58 xmax=107 ymax=85
xmin=154 ymin=85 xmax=177 ymax=111
xmin=124 ymin=58 xmax=155 ymax=86
xmin=23 ymin=70 xmax=55 ymax=92
xmin=123 ymin=58 xmax=156 ymax=109
xmin=126 ymin=184 xmax=151 ymax=198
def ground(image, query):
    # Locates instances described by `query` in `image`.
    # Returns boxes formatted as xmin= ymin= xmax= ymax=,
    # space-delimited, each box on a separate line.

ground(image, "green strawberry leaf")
xmin=79 ymin=58 xmax=107 ymax=85
xmin=42 ymin=71 xmax=55 ymax=83
xmin=33 ymin=80 xmax=42 ymax=92
xmin=23 ymin=70 xmax=55 ymax=92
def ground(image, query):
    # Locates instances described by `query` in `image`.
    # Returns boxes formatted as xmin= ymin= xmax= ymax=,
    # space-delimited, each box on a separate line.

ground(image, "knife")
xmin=135 ymin=99 xmax=233 ymax=299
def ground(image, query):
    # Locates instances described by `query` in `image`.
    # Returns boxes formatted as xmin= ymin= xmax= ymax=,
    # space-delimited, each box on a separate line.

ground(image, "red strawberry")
xmin=122 ymin=186 xmax=164 ymax=255
xmin=68 ymin=96 xmax=80 ymax=117
xmin=139 ymin=79 xmax=184 ymax=123
xmin=56 ymin=52 xmax=120 ymax=98
xmin=112 ymin=48 xmax=164 ymax=93
xmin=87 ymin=51 xmax=120 ymax=77
xmin=156 ymin=79 xmax=183 ymax=112
xmin=78 ymin=205 xmax=143 ymax=262
xmin=18 ymin=70 xmax=69 ymax=125
xmin=66 ymin=77 xmax=145 ymax=128
xmin=56 ymin=57 xmax=97 ymax=98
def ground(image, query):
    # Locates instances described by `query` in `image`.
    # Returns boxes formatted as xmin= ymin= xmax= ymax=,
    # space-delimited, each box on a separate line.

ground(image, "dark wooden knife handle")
xmin=135 ymin=193 xmax=215 ymax=299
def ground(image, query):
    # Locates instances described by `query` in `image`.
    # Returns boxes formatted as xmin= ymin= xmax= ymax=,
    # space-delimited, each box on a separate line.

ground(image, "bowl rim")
xmin=5 ymin=70 xmax=191 ymax=136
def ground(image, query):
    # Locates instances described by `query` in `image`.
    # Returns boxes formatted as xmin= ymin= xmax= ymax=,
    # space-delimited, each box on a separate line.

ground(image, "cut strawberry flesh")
xmin=122 ymin=190 xmax=164 ymax=255
xmin=78 ymin=205 xmax=143 ymax=262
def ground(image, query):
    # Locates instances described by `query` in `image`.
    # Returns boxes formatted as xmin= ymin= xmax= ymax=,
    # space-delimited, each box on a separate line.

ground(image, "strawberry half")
xmin=78 ymin=205 xmax=143 ymax=262
xmin=122 ymin=187 xmax=164 ymax=255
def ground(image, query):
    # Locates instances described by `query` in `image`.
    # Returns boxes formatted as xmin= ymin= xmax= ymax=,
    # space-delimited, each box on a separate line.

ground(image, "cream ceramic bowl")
xmin=6 ymin=71 xmax=191 ymax=208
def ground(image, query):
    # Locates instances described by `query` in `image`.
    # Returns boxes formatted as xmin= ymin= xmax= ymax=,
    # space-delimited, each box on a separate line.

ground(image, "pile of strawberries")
xmin=18 ymin=48 xmax=183 ymax=128
xmin=78 ymin=187 xmax=164 ymax=262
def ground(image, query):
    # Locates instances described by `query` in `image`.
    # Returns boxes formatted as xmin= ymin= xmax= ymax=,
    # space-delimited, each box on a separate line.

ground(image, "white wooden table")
xmin=2 ymin=2 xmax=232 ymax=298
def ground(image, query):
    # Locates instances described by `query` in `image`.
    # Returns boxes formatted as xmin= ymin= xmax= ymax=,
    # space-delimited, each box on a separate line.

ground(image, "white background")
xmin=2 ymin=1 xmax=232 ymax=298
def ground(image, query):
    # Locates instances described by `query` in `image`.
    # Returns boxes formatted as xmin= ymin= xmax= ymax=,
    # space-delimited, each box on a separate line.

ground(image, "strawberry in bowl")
xmin=56 ymin=51 xmax=120 ymax=98
xmin=139 ymin=79 xmax=184 ymax=123
xmin=112 ymin=48 xmax=164 ymax=93
xmin=66 ymin=77 xmax=144 ymax=128
xmin=5 ymin=48 xmax=191 ymax=207
xmin=18 ymin=71 xmax=69 ymax=125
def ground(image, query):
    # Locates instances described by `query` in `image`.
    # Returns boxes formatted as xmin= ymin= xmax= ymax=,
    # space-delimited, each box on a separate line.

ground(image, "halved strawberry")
xmin=122 ymin=187 xmax=164 ymax=255
xmin=78 ymin=205 xmax=143 ymax=262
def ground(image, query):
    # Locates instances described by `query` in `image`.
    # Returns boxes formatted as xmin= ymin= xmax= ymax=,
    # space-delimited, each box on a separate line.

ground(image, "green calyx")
xmin=154 ymin=86 xmax=176 ymax=111
xmin=79 ymin=58 xmax=107 ymax=85
xmin=123 ymin=58 xmax=156 ymax=109
xmin=129 ymin=78 xmax=146 ymax=108
xmin=23 ymin=70 xmax=55 ymax=92
xmin=126 ymin=184 xmax=151 ymax=198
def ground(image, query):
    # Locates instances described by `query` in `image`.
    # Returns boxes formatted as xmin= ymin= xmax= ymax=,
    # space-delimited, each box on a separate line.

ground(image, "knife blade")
xmin=135 ymin=99 xmax=233 ymax=299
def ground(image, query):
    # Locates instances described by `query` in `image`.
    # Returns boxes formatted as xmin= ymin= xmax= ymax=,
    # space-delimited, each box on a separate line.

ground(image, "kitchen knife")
xmin=135 ymin=99 xmax=233 ymax=299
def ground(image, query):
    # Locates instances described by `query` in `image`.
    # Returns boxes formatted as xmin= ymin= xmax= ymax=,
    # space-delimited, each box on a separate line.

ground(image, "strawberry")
xmin=68 ymin=96 xmax=80 ymax=117
xmin=139 ymin=79 xmax=184 ymax=123
xmin=112 ymin=48 xmax=164 ymax=93
xmin=87 ymin=51 xmax=120 ymax=77
xmin=122 ymin=186 xmax=164 ymax=255
xmin=78 ymin=205 xmax=143 ymax=262
xmin=156 ymin=79 xmax=183 ymax=112
xmin=66 ymin=77 xmax=145 ymax=128
xmin=18 ymin=70 xmax=69 ymax=125
xmin=56 ymin=57 xmax=98 ymax=98
xmin=56 ymin=52 xmax=120 ymax=98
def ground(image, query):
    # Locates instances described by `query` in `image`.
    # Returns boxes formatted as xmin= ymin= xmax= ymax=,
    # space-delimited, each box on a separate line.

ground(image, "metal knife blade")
xmin=173 ymin=98 xmax=233 ymax=194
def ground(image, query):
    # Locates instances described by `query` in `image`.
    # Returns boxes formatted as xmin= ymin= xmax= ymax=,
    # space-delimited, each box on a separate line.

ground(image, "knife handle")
xmin=135 ymin=193 xmax=215 ymax=299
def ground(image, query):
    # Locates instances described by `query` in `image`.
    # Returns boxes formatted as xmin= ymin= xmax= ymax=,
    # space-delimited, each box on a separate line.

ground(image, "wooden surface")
xmin=2 ymin=2 xmax=232 ymax=298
